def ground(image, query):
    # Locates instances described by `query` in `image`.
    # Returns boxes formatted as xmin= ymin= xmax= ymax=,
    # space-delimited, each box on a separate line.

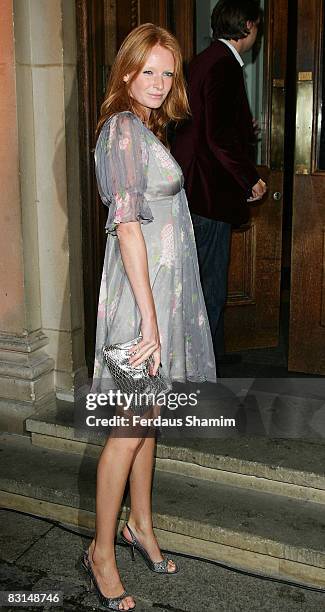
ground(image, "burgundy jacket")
xmin=171 ymin=40 xmax=260 ymax=226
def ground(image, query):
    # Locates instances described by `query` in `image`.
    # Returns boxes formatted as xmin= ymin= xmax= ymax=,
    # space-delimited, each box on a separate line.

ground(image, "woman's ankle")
xmin=91 ymin=543 xmax=115 ymax=565
xmin=127 ymin=517 xmax=154 ymax=535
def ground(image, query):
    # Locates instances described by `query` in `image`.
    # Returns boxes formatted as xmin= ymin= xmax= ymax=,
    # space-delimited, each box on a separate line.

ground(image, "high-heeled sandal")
xmin=81 ymin=550 xmax=136 ymax=610
xmin=120 ymin=523 xmax=179 ymax=574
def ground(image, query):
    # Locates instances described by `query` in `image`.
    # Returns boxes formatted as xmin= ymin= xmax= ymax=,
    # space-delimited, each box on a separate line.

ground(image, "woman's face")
xmin=124 ymin=44 xmax=175 ymax=118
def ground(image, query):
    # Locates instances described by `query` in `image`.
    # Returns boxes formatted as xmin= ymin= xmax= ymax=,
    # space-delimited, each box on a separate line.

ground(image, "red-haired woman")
xmin=82 ymin=23 xmax=216 ymax=610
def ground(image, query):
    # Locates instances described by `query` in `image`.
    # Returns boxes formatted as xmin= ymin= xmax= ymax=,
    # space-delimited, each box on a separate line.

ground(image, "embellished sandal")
xmin=81 ymin=550 xmax=136 ymax=610
xmin=120 ymin=523 xmax=179 ymax=574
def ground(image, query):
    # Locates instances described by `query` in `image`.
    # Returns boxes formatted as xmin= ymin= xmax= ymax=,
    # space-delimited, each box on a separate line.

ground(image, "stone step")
xmin=1 ymin=432 xmax=325 ymax=589
xmin=25 ymin=401 xmax=325 ymax=504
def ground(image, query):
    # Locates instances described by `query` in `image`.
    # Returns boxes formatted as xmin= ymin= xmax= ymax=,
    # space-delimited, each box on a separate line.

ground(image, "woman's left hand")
xmin=128 ymin=317 xmax=161 ymax=376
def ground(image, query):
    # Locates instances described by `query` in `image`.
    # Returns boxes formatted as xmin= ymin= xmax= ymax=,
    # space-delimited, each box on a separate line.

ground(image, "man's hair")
xmin=211 ymin=0 xmax=261 ymax=41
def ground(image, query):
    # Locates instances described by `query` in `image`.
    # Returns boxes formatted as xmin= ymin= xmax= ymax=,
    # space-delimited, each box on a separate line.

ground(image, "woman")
xmin=82 ymin=23 xmax=216 ymax=611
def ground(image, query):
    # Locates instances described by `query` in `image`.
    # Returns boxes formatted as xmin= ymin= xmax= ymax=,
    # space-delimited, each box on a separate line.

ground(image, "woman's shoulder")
xmin=101 ymin=110 xmax=144 ymax=136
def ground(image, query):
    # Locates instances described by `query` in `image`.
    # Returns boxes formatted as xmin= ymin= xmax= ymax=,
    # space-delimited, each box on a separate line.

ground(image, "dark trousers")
xmin=191 ymin=213 xmax=231 ymax=359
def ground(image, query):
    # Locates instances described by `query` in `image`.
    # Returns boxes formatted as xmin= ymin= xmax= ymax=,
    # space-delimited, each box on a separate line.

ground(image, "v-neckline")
xmin=142 ymin=122 xmax=184 ymax=178
xmin=105 ymin=111 xmax=184 ymax=179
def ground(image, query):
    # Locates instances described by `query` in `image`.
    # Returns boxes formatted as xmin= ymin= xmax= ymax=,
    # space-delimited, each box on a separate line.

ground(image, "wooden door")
xmin=288 ymin=0 xmax=325 ymax=374
xmin=224 ymin=0 xmax=288 ymax=351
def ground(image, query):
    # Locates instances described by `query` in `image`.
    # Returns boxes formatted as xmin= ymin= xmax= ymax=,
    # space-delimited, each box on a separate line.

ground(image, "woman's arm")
xmin=95 ymin=113 xmax=160 ymax=373
xmin=117 ymin=220 xmax=161 ymax=375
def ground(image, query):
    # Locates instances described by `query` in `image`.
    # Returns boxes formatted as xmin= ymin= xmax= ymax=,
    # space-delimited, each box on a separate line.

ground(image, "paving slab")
xmin=0 ymin=559 xmax=42 ymax=592
xmin=0 ymin=510 xmax=52 ymax=563
xmin=30 ymin=577 xmax=87 ymax=612
xmin=0 ymin=510 xmax=325 ymax=612
xmin=14 ymin=527 xmax=87 ymax=586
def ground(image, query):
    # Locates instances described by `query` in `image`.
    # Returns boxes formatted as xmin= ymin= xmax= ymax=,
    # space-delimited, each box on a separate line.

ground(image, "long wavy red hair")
xmin=95 ymin=23 xmax=190 ymax=144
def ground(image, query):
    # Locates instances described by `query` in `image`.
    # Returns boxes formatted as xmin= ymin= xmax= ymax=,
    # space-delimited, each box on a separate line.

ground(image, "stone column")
xmin=0 ymin=0 xmax=54 ymax=433
xmin=0 ymin=0 xmax=87 ymax=432
xmin=13 ymin=0 xmax=88 ymax=400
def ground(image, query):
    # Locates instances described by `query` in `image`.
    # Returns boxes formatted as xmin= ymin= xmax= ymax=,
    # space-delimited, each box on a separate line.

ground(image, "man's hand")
xmin=247 ymin=178 xmax=267 ymax=202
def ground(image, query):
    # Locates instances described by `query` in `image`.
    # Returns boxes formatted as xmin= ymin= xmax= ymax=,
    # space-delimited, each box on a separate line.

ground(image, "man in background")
xmin=172 ymin=0 xmax=267 ymax=371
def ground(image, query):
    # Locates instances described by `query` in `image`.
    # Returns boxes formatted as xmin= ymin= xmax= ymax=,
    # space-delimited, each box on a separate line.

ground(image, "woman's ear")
xmin=123 ymin=74 xmax=129 ymax=83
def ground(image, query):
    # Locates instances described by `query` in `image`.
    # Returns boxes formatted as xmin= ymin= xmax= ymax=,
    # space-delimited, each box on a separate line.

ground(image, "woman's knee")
xmin=123 ymin=436 xmax=144 ymax=453
xmin=108 ymin=434 xmax=144 ymax=454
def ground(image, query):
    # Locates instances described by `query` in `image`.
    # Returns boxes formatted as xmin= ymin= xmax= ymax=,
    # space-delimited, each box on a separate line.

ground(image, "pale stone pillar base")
xmin=0 ymin=331 xmax=55 ymax=434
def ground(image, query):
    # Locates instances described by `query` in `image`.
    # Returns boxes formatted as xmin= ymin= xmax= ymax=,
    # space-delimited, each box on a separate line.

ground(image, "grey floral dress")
xmin=91 ymin=111 xmax=216 ymax=394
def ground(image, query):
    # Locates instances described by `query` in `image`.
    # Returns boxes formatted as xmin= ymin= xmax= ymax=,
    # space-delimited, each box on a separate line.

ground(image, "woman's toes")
xmin=168 ymin=559 xmax=176 ymax=572
xmin=126 ymin=596 xmax=135 ymax=608
xmin=120 ymin=596 xmax=135 ymax=610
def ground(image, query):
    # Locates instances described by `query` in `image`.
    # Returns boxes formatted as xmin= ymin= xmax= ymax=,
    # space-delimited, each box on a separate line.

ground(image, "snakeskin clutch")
xmin=102 ymin=335 xmax=169 ymax=410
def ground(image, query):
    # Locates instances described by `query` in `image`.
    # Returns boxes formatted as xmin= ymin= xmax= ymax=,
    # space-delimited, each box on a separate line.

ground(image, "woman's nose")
xmin=153 ymin=76 xmax=164 ymax=89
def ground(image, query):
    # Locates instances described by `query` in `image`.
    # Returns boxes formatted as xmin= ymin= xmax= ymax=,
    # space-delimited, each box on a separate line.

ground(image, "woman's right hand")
xmin=128 ymin=317 xmax=161 ymax=376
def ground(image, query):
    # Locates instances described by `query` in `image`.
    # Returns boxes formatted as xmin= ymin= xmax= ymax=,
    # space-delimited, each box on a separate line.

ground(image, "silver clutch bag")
xmin=102 ymin=335 xmax=169 ymax=410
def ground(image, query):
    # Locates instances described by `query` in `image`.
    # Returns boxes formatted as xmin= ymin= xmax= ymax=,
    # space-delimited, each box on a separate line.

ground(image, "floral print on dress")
xmin=150 ymin=140 xmax=174 ymax=169
xmin=105 ymin=118 xmax=117 ymax=152
xmin=160 ymin=223 xmax=175 ymax=269
xmin=97 ymin=302 xmax=106 ymax=319
xmin=172 ymin=282 xmax=182 ymax=316
xmin=149 ymin=138 xmax=180 ymax=184
xmin=93 ymin=357 xmax=101 ymax=377
xmin=114 ymin=191 xmax=131 ymax=222
xmin=107 ymin=294 xmax=120 ymax=321
xmin=119 ymin=136 xmax=130 ymax=150
xmin=141 ymin=139 xmax=149 ymax=168
xmin=198 ymin=311 xmax=205 ymax=327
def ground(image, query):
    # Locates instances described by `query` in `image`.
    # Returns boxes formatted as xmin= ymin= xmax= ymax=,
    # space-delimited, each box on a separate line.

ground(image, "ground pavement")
xmin=0 ymin=509 xmax=324 ymax=612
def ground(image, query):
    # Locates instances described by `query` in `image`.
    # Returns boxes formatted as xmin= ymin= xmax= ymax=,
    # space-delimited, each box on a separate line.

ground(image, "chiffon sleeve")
xmin=94 ymin=111 xmax=153 ymax=236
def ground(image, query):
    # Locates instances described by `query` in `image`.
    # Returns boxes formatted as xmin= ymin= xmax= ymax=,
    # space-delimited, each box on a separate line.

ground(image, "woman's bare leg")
xmin=87 ymin=432 xmax=144 ymax=611
xmin=122 ymin=423 xmax=177 ymax=572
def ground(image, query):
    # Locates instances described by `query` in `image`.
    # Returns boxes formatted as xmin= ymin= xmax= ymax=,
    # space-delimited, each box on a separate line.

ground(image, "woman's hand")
xmin=128 ymin=317 xmax=161 ymax=376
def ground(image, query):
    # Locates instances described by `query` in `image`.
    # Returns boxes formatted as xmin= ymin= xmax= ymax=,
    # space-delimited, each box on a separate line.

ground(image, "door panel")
xmin=226 ymin=167 xmax=285 ymax=351
xmin=76 ymin=0 xmax=107 ymax=373
xmin=116 ymin=0 xmax=168 ymax=48
xmin=288 ymin=0 xmax=325 ymax=374
xmin=225 ymin=0 xmax=287 ymax=351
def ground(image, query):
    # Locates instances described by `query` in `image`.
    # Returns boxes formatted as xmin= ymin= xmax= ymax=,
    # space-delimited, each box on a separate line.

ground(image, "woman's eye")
xmin=142 ymin=70 xmax=173 ymax=77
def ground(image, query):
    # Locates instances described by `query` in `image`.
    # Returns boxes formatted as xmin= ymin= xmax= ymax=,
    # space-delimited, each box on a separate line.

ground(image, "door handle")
xmin=273 ymin=191 xmax=282 ymax=201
